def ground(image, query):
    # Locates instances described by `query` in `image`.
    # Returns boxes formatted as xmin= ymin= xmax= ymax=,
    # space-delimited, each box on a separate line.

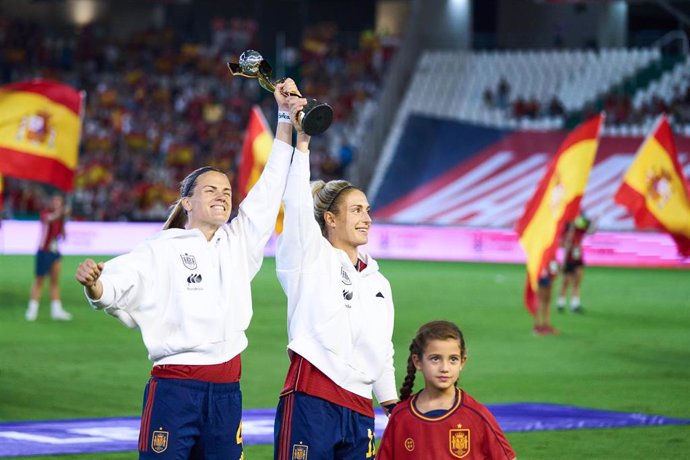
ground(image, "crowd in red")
xmin=1 ymin=15 xmax=397 ymax=221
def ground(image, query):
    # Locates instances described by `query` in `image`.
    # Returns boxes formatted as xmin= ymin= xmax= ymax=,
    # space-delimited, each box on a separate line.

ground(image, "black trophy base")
xmin=301 ymin=99 xmax=333 ymax=136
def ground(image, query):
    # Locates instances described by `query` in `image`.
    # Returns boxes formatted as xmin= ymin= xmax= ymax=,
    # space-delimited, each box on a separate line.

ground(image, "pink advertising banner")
xmin=1 ymin=221 xmax=687 ymax=268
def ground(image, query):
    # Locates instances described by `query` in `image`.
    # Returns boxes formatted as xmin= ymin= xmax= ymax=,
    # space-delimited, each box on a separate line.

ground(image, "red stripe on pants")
xmin=278 ymin=392 xmax=295 ymax=460
xmin=138 ymin=379 xmax=158 ymax=452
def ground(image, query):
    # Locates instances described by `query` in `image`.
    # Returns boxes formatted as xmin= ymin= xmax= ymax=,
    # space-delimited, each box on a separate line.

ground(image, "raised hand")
xmin=288 ymin=95 xmax=309 ymax=135
xmin=274 ymin=78 xmax=301 ymax=111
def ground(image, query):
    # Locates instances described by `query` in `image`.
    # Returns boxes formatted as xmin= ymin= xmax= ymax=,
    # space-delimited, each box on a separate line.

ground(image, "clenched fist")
xmin=75 ymin=258 xmax=105 ymax=299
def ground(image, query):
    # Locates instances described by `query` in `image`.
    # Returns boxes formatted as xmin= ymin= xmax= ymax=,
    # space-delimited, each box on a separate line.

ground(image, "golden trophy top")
xmin=227 ymin=50 xmax=277 ymax=93
xmin=227 ymin=49 xmax=332 ymax=135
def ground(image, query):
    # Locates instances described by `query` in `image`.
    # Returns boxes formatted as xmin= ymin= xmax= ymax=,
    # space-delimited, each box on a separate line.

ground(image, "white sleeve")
xmin=232 ymin=139 xmax=293 ymax=278
xmin=373 ymin=344 xmax=398 ymax=404
xmin=276 ymin=148 xmax=325 ymax=273
xmin=373 ymin=283 xmax=398 ymax=403
xmin=85 ymin=241 xmax=155 ymax=327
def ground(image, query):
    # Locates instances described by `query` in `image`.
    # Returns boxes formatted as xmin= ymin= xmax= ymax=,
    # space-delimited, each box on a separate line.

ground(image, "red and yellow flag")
xmin=614 ymin=115 xmax=690 ymax=256
xmin=238 ymin=105 xmax=283 ymax=233
xmin=515 ymin=114 xmax=604 ymax=314
xmin=0 ymin=79 xmax=84 ymax=191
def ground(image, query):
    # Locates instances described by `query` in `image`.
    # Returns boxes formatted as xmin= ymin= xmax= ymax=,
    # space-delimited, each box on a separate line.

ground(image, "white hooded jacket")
xmin=276 ymin=150 xmax=397 ymax=403
xmin=87 ymin=139 xmax=294 ymax=366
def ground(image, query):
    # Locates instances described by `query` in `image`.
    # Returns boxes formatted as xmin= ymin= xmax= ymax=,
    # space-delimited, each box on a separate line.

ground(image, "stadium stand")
xmin=384 ymin=47 xmax=662 ymax=132
xmin=367 ymin=45 xmax=690 ymax=231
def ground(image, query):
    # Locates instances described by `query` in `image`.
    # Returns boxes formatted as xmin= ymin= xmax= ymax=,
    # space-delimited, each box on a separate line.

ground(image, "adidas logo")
xmin=187 ymin=273 xmax=202 ymax=284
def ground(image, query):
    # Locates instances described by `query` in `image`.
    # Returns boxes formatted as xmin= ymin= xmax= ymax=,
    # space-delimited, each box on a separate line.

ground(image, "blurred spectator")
xmin=483 ymin=88 xmax=494 ymax=108
xmin=26 ymin=193 xmax=73 ymax=321
xmin=496 ymin=77 xmax=510 ymax=109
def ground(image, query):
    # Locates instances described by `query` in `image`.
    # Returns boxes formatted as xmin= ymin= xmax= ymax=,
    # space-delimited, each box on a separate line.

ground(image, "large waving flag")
xmin=614 ymin=115 xmax=690 ymax=256
xmin=238 ymin=105 xmax=283 ymax=233
xmin=0 ymin=80 xmax=84 ymax=192
xmin=515 ymin=114 xmax=604 ymax=314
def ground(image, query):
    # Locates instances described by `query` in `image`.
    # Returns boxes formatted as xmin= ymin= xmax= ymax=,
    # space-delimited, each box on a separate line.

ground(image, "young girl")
xmin=376 ymin=321 xmax=516 ymax=460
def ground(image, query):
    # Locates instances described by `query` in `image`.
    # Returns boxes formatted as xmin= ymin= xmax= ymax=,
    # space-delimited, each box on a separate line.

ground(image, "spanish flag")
xmin=238 ymin=105 xmax=283 ymax=233
xmin=0 ymin=80 xmax=84 ymax=191
xmin=614 ymin=115 xmax=690 ymax=256
xmin=515 ymin=114 xmax=604 ymax=314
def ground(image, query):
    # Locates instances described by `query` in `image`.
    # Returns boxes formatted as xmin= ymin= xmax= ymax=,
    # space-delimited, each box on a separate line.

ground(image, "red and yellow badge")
xmin=151 ymin=429 xmax=169 ymax=454
xmin=449 ymin=427 xmax=470 ymax=458
xmin=292 ymin=443 xmax=308 ymax=459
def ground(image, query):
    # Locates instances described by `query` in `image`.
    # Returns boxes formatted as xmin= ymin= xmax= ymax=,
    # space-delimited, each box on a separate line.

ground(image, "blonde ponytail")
xmin=163 ymin=199 xmax=187 ymax=230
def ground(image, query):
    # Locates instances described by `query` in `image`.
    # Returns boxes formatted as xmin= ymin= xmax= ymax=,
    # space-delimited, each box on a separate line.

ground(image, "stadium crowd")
xmin=1 ymin=15 xmax=397 ymax=221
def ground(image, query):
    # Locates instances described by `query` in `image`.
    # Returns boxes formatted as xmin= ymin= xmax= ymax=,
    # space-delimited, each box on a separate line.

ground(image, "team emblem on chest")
xmin=449 ymin=427 xmax=470 ymax=458
xmin=180 ymin=253 xmax=197 ymax=270
xmin=340 ymin=267 xmax=352 ymax=285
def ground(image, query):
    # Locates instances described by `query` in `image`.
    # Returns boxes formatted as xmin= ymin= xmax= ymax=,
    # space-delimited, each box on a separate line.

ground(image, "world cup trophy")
xmin=227 ymin=50 xmax=333 ymax=136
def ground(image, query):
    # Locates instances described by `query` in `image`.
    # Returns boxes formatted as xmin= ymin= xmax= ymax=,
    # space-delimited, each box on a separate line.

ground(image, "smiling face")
xmin=183 ymin=171 xmax=232 ymax=236
xmin=412 ymin=338 xmax=466 ymax=395
xmin=326 ymin=188 xmax=372 ymax=254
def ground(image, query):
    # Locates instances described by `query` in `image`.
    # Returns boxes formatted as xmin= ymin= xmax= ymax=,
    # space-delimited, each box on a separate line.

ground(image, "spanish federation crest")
xmin=292 ymin=443 xmax=308 ymax=459
xmin=151 ymin=429 xmax=169 ymax=453
xmin=449 ymin=428 xmax=470 ymax=458
xmin=180 ymin=253 xmax=197 ymax=270
xmin=340 ymin=267 xmax=352 ymax=285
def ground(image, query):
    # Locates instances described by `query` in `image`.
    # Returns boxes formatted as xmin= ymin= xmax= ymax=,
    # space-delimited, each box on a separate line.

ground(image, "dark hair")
xmin=163 ymin=166 xmax=223 ymax=230
xmin=311 ymin=180 xmax=360 ymax=237
xmin=399 ymin=320 xmax=466 ymax=402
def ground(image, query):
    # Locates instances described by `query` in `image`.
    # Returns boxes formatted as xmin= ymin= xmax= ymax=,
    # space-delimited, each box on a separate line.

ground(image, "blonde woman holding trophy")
xmin=270 ymin=67 xmax=397 ymax=459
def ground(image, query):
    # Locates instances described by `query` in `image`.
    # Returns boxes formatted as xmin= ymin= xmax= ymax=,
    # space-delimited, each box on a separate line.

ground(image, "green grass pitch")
xmin=1 ymin=254 xmax=689 ymax=459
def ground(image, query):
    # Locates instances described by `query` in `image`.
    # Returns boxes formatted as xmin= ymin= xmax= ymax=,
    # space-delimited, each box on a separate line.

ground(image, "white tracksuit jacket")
xmin=87 ymin=139 xmax=294 ymax=366
xmin=276 ymin=149 xmax=398 ymax=404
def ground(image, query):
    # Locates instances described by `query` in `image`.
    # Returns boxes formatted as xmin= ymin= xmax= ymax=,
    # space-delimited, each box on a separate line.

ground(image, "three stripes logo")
xmin=187 ymin=273 xmax=202 ymax=284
